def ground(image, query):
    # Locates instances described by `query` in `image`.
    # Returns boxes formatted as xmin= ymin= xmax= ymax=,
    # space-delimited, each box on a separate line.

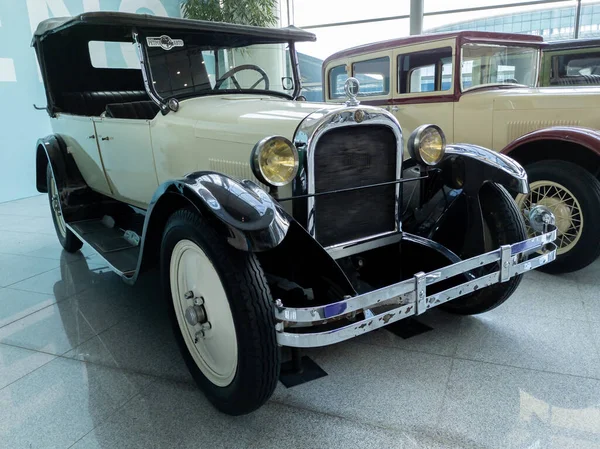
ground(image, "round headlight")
xmin=407 ymin=124 xmax=446 ymax=166
xmin=251 ymin=136 xmax=299 ymax=187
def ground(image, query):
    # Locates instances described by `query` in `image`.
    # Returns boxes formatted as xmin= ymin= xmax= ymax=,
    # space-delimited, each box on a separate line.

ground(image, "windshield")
xmin=144 ymin=35 xmax=296 ymax=99
xmin=461 ymin=43 xmax=538 ymax=90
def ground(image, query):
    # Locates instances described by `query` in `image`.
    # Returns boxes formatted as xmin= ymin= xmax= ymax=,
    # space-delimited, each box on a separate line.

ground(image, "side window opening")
xmin=352 ymin=57 xmax=390 ymax=97
xmin=328 ymin=64 xmax=348 ymax=99
xmin=398 ymin=47 xmax=453 ymax=94
xmin=88 ymin=41 xmax=141 ymax=70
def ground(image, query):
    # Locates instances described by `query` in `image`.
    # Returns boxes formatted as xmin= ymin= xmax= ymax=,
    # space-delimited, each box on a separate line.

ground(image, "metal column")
xmin=574 ymin=0 xmax=582 ymax=39
xmin=410 ymin=0 xmax=424 ymax=35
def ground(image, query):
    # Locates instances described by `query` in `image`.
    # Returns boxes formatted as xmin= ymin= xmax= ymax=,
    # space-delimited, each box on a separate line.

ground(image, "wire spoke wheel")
xmin=516 ymin=180 xmax=583 ymax=256
xmin=49 ymin=172 xmax=67 ymax=238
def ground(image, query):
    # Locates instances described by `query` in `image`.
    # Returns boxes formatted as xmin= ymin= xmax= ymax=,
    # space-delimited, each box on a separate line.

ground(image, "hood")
xmin=175 ymin=95 xmax=341 ymax=145
xmin=490 ymin=86 xmax=600 ymax=111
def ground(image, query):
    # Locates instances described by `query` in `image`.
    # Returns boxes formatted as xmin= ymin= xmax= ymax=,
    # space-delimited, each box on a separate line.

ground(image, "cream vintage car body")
xmin=33 ymin=15 xmax=556 ymax=415
xmin=324 ymin=31 xmax=600 ymax=274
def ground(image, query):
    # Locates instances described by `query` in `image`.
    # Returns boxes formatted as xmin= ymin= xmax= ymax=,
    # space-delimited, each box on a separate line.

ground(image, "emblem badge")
xmin=147 ymin=35 xmax=184 ymax=51
xmin=354 ymin=109 xmax=365 ymax=123
xmin=344 ymin=77 xmax=361 ymax=106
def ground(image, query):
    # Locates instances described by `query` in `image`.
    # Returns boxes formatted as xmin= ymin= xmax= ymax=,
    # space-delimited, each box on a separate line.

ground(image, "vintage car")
xmin=541 ymin=37 xmax=600 ymax=86
xmin=323 ymin=31 xmax=600 ymax=273
xmin=33 ymin=14 xmax=556 ymax=415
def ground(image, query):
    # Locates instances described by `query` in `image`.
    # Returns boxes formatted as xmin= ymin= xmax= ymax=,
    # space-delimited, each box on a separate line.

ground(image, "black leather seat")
xmin=105 ymin=101 xmax=160 ymax=120
xmin=61 ymin=91 xmax=149 ymax=116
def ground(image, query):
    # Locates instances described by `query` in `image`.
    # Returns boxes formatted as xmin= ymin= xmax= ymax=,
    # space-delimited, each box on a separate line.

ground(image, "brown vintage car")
xmin=324 ymin=31 xmax=600 ymax=273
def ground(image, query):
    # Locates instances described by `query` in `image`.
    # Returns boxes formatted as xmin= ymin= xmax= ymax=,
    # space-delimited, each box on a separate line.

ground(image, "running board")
xmin=69 ymin=219 xmax=140 ymax=276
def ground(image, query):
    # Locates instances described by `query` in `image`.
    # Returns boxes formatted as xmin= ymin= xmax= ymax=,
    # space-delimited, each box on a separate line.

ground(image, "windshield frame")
xmin=459 ymin=41 xmax=541 ymax=93
xmin=134 ymin=30 xmax=302 ymax=109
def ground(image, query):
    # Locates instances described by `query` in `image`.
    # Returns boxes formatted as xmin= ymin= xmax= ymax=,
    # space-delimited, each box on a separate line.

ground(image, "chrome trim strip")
xmin=326 ymin=231 xmax=402 ymax=259
xmin=65 ymin=223 xmax=132 ymax=278
xmin=274 ymin=225 xmax=557 ymax=347
xmin=293 ymin=105 xmax=404 ymax=244
xmin=276 ymin=240 xmax=556 ymax=348
xmin=276 ymin=302 xmax=417 ymax=348
xmin=133 ymin=32 xmax=167 ymax=113
xmin=445 ymin=144 xmax=529 ymax=194
xmin=275 ymin=226 xmax=556 ymax=325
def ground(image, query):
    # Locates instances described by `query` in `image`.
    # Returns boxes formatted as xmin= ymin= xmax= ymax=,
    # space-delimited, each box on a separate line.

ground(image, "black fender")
xmin=442 ymin=143 xmax=529 ymax=195
xmin=136 ymin=172 xmax=355 ymax=298
xmin=410 ymin=144 xmax=529 ymax=257
xmin=35 ymin=135 xmax=83 ymax=194
xmin=35 ymin=135 xmax=103 ymax=222
xmin=136 ymin=171 xmax=290 ymax=278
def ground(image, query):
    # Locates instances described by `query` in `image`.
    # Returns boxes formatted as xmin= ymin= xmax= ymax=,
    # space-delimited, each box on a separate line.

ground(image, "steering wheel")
xmin=214 ymin=64 xmax=270 ymax=90
xmin=504 ymin=78 xmax=520 ymax=84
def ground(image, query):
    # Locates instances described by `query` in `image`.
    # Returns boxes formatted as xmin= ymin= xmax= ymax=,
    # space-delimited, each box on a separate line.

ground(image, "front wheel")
xmin=516 ymin=160 xmax=600 ymax=274
xmin=161 ymin=209 xmax=279 ymax=415
xmin=441 ymin=183 xmax=527 ymax=315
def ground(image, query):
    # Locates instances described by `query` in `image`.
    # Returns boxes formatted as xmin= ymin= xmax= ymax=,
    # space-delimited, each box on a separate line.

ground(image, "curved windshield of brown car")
xmin=144 ymin=35 xmax=296 ymax=100
xmin=461 ymin=43 xmax=538 ymax=91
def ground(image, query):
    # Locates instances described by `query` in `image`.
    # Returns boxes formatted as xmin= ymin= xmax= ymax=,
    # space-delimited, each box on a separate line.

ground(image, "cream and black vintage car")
xmin=324 ymin=31 xmax=600 ymax=274
xmin=33 ymin=13 xmax=556 ymax=415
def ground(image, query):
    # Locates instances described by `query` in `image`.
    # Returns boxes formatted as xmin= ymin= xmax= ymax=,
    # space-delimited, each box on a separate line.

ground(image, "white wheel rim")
xmin=516 ymin=180 xmax=583 ymax=255
xmin=169 ymin=239 xmax=238 ymax=387
xmin=50 ymin=174 xmax=67 ymax=238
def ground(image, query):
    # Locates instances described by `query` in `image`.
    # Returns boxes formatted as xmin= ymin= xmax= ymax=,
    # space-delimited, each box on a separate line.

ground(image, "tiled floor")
xmin=1 ymin=194 xmax=599 ymax=449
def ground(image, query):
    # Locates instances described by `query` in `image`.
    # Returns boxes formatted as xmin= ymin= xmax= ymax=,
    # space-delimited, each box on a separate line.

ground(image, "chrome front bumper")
xmin=274 ymin=225 xmax=557 ymax=348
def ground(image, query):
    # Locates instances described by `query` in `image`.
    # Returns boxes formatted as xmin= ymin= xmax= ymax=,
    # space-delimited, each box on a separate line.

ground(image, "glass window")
xmin=328 ymin=64 xmax=348 ymax=99
xmin=352 ymin=57 xmax=390 ymax=96
xmin=88 ymin=41 xmax=140 ymax=69
xmin=146 ymin=38 xmax=295 ymax=99
xmin=461 ymin=43 xmax=538 ymax=90
xmin=409 ymin=65 xmax=435 ymax=93
xmin=398 ymin=47 xmax=453 ymax=94
xmin=565 ymin=54 xmax=600 ymax=76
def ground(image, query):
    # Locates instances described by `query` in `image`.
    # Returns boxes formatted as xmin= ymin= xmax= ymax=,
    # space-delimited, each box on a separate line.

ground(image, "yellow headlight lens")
xmin=408 ymin=124 xmax=446 ymax=166
xmin=252 ymin=136 xmax=299 ymax=187
xmin=419 ymin=127 xmax=445 ymax=165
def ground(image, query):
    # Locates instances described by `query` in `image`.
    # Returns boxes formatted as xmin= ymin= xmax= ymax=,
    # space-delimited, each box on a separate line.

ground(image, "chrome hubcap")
xmin=517 ymin=181 xmax=583 ymax=255
xmin=184 ymin=304 xmax=207 ymax=327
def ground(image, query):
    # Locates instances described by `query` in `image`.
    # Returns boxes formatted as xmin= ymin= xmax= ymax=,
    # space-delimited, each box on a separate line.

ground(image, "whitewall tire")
xmin=161 ymin=209 xmax=279 ymax=415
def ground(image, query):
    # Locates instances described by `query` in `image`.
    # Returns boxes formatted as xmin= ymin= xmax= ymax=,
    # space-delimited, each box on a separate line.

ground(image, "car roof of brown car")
xmin=323 ymin=30 xmax=545 ymax=66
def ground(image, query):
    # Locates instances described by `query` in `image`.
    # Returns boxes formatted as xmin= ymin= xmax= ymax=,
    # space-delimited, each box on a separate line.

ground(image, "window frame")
xmin=327 ymin=63 xmax=350 ymax=100
xmin=393 ymin=41 xmax=456 ymax=100
xmin=350 ymin=55 xmax=392 ymax=98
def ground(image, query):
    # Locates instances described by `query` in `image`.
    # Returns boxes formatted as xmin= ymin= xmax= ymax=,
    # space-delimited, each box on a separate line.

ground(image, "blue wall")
xmin=0 ymin=0 xmax=182 ymax=203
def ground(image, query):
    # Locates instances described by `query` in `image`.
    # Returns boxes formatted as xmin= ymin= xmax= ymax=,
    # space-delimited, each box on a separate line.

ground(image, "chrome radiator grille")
xmin=313 ymin=125 xmax=398 ymax=247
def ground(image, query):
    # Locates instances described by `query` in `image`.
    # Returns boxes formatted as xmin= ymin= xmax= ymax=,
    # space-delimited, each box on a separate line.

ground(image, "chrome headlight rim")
xmin=250 ymin=135 xmax=299 ymax=187
xmin=407 ymin=124 xmax=447 ymax=166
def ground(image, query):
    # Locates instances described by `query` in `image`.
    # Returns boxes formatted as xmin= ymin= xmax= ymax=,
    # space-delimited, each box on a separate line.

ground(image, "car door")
xmin=391 ymin=40 xmax=456 ymax=154
xmin=94 ymin=117 xmax=159 ymax=209
xmin=50 ymin=115 xmax=113 ymax=196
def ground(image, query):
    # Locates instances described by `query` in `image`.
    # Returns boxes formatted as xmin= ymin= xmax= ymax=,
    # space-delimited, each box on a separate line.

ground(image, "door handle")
xmin=391 ymin=106 xmax=399 ymax=112
xmin=101 ymin=136 xmax=112 ymax=141
xmin=88 ymin=135 xmax=95 ymax=139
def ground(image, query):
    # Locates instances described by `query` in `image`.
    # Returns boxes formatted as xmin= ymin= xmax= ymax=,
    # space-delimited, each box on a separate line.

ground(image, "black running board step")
xmin=70 ymin=219 xmax=140 ymax=275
